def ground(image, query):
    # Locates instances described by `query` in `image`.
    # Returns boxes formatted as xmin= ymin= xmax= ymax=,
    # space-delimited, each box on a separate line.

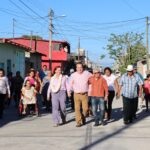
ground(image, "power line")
xmin=26 ymin=0 xmax=47 ymax=14
xmin=55 ymin=32 xmax=108 ymax=40
xmin=0 ymin=9 xmax=28 ymax=18
xmin=53 ymin=20 xmax=144 ymax=34
xmin=122 ymin=0 xmax=144 ymax=16
xmin=61 ymin=17 xmax=145 ymax=26
xmin=9 ymin=0 xmax=46 ymax=26
xmin=53 ymin=20 xmax=68 ymax=40
xmin=18 ymin=0 xmax=48 ymax=23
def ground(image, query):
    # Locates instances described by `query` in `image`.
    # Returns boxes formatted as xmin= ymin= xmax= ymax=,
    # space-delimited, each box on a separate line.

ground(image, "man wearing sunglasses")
xmin=89 ymin=68 xmax=108 ymax=126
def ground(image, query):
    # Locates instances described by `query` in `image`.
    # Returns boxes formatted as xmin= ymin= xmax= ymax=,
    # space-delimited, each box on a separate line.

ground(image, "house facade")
xmin=137 ymin=58 xmax=150 ymax=79
xmin=0 ymin=39 xmax=44 ymax=77
xmin=7 ymin=38 xmax=70 ymax=72
xmin=0 ymin=39 xmax=26 ymax=77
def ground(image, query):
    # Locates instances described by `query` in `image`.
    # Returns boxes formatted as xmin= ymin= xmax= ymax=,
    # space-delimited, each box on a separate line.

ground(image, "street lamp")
xmin=49 ymin=9 xmax=66 ymax=70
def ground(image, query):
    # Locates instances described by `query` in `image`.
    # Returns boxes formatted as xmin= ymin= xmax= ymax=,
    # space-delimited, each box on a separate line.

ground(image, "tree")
xmin=100 ymin=54 xmax=106 ymax=60
xmin=106 ymin=32 xmax=146 ymax=72
xmin=21 ymin=35 xmax=43 ymax=40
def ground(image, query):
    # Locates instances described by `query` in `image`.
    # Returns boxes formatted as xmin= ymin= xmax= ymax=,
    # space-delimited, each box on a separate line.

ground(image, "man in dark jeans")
xmin=118 ymin=65 xmax=143 ymax=124
xmin=89 ymin=68 xmax=108 ymax=126
xmin=123 ymin=97 xmax=135 ymax=123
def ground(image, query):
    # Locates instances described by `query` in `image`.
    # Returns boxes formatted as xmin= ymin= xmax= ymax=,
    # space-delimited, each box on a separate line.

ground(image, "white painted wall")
xmin=0 ymin=43 xmax=25 ymax=77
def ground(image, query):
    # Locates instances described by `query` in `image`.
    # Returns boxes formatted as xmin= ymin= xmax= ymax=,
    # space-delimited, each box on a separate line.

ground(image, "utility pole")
xmin=78 ymin=37 xmax=80 ymax=61
xmin=30 ymin=31 xmax=33 ymax=49
xmin=49 ymin=9 xmax=54 ymax=70
xmin=146 ymin=16 xmax=149 ymax=70
xmin=13 ymin=18 xmax=15 ymax=39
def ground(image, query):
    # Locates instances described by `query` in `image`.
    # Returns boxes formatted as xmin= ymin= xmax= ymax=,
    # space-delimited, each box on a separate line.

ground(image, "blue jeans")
xmin=91 ymin=97 xmax=105 ymax=124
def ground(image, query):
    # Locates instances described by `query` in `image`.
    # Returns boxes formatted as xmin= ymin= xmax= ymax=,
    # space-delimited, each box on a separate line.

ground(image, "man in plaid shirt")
xmin=118 ymin=65 xmax=143 ymax=125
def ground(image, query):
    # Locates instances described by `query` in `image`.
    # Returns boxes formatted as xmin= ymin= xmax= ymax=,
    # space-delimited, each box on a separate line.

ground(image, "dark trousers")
xmin=14 ymin=91 xmax=21 ymax=107
xmin=0 ymin=94 xmax=6 ymax=118
xmin=43 ymin=94 xmax=51 ymax=111
xmin=133 ymin=97 xmax=138 ymax=117
xmin=105 ymin=91 xmax=115 ymax=119
xmin=145 ymin=94 xmax=150 ymax=111
xmin=71 ymin=92 xmax=74 ymax=110
xmin=123 ymin=96 xmax=135 ymax=122
xmin=36 ymin=94 xmax=42 ymax=114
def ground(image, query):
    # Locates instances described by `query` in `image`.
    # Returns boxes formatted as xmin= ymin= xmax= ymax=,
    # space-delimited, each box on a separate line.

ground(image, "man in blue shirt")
xmin=39 ymin=65 xmax=48 ymax=81
xmin=118 ymin=65 xmax=143 ymax=125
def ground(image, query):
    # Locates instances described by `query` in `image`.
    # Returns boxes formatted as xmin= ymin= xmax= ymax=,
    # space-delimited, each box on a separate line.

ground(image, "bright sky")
xmin=0 ymin=0 xmax=150 ymax=67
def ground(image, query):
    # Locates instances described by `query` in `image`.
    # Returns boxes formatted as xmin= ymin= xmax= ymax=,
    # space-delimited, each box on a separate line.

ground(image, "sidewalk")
xmin=0 ymin=98 xmax=150 ymax=150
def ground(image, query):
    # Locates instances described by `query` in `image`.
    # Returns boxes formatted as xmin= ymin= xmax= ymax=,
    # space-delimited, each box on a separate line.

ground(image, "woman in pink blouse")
xmin=144 ymin=74 xmax=150 ymax=112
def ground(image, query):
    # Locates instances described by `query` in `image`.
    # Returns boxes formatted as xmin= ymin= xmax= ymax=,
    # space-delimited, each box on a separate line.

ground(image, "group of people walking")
xmin=0 ymin=63 xmax=149 ymax=128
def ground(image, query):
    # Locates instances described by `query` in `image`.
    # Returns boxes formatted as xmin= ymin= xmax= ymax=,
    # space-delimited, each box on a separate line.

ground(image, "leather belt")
xmin=75 ymin=92 xmax=88 ymax=95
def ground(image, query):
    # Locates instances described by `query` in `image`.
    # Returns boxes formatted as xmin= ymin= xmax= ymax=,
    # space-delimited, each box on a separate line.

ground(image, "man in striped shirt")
xmin=118 ymin=65 xmax=143 ymax=125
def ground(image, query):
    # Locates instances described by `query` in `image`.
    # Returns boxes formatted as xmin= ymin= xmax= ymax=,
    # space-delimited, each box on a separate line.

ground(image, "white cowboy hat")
xmin=126 ymin=65 xmax=134 ymax=72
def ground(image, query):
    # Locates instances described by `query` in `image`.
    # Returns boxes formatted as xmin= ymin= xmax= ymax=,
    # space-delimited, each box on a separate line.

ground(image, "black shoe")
xmin=82 ymin=118 xmax=86 ymax=125
xmin=124 ymin=121 xmax=129 ymax=125
xmin=37 ymin=113 xmax=41 ymax=117
xmin=93 ymin=123 xmax=99 ymax=127
xmin=129 ymin=119 xmax=133 ymax=123
xmin=99 ymin=121 xmax=105 ymax=126
xmin=62 ymin=119 xmax=67 ymax=125
xmin=133 ymin=115 xmax=137 ymax=119
xmin=101 ymin=121 xmax=105 ymax=126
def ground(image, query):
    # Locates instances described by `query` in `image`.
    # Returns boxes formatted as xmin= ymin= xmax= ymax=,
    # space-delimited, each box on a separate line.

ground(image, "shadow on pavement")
xmin=106 ymin=107 xmax=123 ymax=124
xmin=80 ymin=109 xmax=150 ymax=150
xmin=0 ymin=106 xmax=20 ymax=128
xmin=0 ymin=104 xmax=51 ymax=128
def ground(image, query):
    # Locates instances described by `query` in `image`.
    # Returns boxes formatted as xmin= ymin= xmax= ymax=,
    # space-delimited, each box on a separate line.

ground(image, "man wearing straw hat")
xmin=118 ymin=65 xmax=143 ymax=125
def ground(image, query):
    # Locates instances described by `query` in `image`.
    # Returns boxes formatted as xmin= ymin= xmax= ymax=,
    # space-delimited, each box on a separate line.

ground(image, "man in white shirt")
xmin=0 ymin=69 xmax=10 ymax=119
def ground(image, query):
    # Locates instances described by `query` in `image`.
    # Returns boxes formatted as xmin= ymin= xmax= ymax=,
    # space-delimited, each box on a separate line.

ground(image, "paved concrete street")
xmin=0 ymin=99 xmax=150 ymax=150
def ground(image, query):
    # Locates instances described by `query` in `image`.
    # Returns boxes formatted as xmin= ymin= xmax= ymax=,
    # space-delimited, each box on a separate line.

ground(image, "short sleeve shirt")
xmin=103 ymin=74 xmax=116 ymax=91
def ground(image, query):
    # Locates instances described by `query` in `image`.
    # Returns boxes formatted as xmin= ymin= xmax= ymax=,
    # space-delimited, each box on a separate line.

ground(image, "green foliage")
xmin=106 ymin=32 xmax=146 ymax=73
xmin=100 ymin=54 xmax=106 ymax=60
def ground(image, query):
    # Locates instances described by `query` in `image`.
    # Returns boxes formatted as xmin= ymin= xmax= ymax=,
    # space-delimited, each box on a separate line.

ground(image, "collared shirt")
xmin=40 ymin=70 xmax=48 ymax=80
xmin=70 ymin=71 xmax=92 ymax=93
xmin=67 ymin=75 xmax=73 ymax=92
xmin=0 ymin=76 xmax=10 ymax=95
xmin=89 ymin=76 xmax=108 ymax=97
xmin=119 ymin=73 xmax=143 ymax=98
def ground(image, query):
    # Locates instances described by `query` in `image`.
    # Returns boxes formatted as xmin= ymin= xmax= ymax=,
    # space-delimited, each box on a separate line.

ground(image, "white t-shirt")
xmin=103 ymin=74 xmax=116 ymax=91
xmin=0 ymin=76 xmax=10 ymax=95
